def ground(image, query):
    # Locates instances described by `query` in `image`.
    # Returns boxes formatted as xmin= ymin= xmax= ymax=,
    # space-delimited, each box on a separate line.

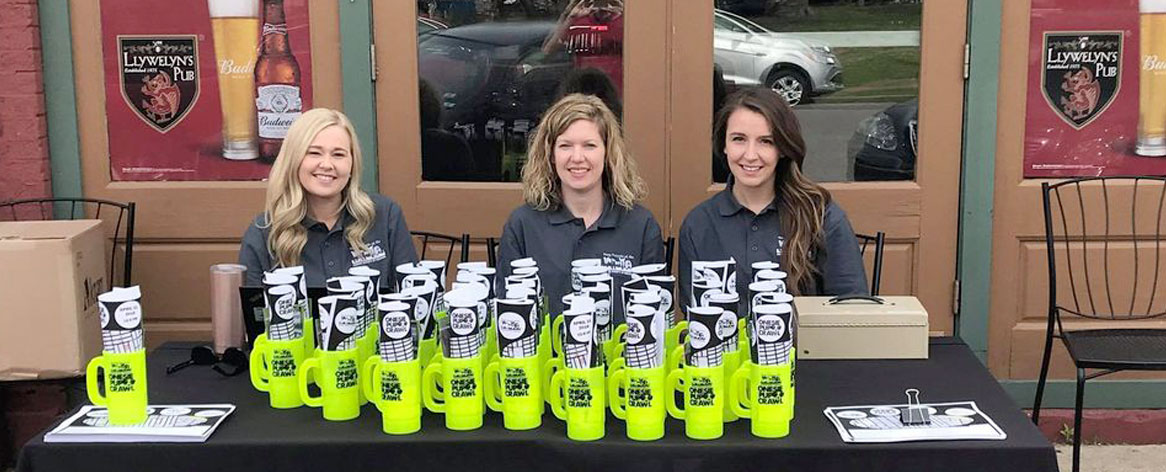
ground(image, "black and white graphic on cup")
xmin=756 ymin=314 xmax=788 ymax=343
xmin=688 ymin=322 xmax=711 ymax=349
xmin=449 ymin=308 xmax=477 ymax=336
xmin=98 ymin=288 xmax=145 ymax=353
xmin=320 ymin=295 xmax=361 ymax=351
xmin=753 ymin=309 xmax=792 ymax=366
xmin=496 ymin=299 xmax=538 ymax=358
xmin=569 ymin=314 xmax=594 ymax=343
xmin=378 ymin=304 xmax=416 ymax=362
xmin=716 ymin=310 xmax=738 ymax=351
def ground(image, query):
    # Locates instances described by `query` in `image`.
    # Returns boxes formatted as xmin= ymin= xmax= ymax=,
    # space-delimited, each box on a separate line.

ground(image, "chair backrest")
xmin=1043 ymin=177 xmax=1166 ymax=322
xmin=0 ymin=198 xmax=135 ymax=288
xmin=486 ymin=237 xmax=499 ymax=268
xmin=663 ymin=235 xmax=676 ymax=276
xmin=855 ymin=231 xmax=885 ymax=295
xmin=411 ymin=231 xmax=470 ymax=266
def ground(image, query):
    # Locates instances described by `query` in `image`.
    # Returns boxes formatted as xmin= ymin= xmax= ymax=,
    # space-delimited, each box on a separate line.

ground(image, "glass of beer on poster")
xmin=207 ymin=0 xmax=259 ymax=160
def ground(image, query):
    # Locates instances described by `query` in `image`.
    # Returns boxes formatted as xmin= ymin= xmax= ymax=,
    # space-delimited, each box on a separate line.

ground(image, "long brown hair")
xmin=714 ymin=87 xmax=831 ymax=294
xmin=522 ymin=93 xmax=646 ymax=211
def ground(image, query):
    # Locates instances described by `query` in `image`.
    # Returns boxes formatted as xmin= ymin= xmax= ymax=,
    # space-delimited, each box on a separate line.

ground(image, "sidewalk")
xmin=1056 ymin=444 xmax=1166 ymax=471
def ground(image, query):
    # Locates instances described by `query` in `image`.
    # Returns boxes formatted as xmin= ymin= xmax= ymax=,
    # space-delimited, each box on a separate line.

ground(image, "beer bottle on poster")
xmin=255 ymin=0 xmax=302 ymax=163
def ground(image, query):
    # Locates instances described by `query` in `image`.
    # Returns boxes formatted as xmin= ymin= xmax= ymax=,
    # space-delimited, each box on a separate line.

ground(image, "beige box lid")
xmin=794 ymin=296 xmax=928 ymax=327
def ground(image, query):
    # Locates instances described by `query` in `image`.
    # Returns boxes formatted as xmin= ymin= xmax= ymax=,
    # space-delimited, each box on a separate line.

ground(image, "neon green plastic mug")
xmin=423 ymin=355 xmax=484 ymax=431
xmin=608 ymin=359 xmax=666 ymax=441
xmin=363 ymin=356 xmax=421 ymax=434
xmin=298 ymin=348 xmax=361 ymax=421
xmin=249 ymin=333 xmax=306 ymax=409
xmin=548 ymin=366 xmax=606 ymax=441
xmin=86 ymin=350 xmax=148 ymax=425
xmin=484 ymin=356 xmax=543 ymax=430
xmin=665 ymin=364 xmax=725 ymax=440
xmin=731 ymin=361 xmax=792 ymax=438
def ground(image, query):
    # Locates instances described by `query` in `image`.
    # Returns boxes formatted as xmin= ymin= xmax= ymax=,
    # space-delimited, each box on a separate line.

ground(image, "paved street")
xmin=794 ymin=102 xmax=890 ymax=182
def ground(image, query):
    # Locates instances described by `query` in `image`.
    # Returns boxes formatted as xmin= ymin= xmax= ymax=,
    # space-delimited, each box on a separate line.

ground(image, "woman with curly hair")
xmin=497 ymin=93 xmax=663 ymax=319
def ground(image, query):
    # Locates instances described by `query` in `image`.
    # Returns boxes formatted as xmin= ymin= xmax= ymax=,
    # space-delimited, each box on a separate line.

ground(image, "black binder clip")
xmin=901 ymin=388 xmax=931 ymax=425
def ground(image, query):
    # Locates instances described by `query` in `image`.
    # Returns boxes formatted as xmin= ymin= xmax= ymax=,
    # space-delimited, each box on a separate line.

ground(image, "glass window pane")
xmin=711 ymin=0 xmax=922 ymax=183
xmin=417 ymin=0 xmax=625 ymax=182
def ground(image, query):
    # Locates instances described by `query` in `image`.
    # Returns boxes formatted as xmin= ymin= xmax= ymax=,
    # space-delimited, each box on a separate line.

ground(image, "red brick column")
xmin=0 ymin=0 xmax=51 ymax=211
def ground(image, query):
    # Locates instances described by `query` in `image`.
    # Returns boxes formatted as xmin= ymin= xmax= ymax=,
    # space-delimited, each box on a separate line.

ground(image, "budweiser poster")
xmin=1025 ymin=0 xmax=1166 ymax=177
xmin=101 ymin=0 xmax=313 ymax=181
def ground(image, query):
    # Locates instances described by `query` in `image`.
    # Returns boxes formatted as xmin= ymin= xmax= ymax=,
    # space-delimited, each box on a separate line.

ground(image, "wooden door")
xmin=69 ymin=1 xmax=342 ymax=345
xmin=668 ymin=1 xmax=966 ymax=332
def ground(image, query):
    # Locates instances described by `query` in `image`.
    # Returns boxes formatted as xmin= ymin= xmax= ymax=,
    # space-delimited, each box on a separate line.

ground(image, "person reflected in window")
xmin=498 ymin=93 xmax=664 ymax=319
xmin=420 ymin=79 xmax=476 ymax=181
xmin=555 ymin=66 xmax=622 ymax=121
xmin=543 ymin=0 xmax=625 ymax=94
xmin=239 ymin=108 xmax=418 ymax=287
xmin=680 ymin=87 xmax=867 ymax=315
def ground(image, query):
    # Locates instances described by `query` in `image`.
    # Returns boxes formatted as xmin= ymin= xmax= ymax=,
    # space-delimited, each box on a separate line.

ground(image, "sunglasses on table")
xmin=166 ymin=346 xmax=248 ymax=377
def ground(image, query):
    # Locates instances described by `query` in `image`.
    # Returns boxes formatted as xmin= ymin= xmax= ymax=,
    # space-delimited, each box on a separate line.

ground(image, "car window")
xmin=714 ymin=15 xmax=748 ymax=34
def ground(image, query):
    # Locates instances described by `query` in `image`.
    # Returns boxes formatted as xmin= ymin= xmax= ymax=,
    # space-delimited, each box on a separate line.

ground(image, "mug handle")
xmin=669 ymin=320 xmax=689 ymax=350
xmin=730 ymin=364 xmax=752 ymax=418
xmin=609 ymin=324 xmax=628 ymax=362
xmin=607 ymin=367 xmax=626 ymax=420
xmin=665 ymin=369 xmax=685 ymax=420
xmin=543 ymin=357 xmax=562 ymax=407
xmin=298 ymin=357 xmax=322 ymax=407
xmin=249 ymin=336 xmax=270 ymax=392
xmin=422 ymin=361 xmax=445 ymax=413
xmin=362 ymin=356 xmax=380 ymax=408
xmin=551 ymin=316 xmax=564 ymax=359
xmin=548 ymin=370 xmax=567 ymax=421
xmin=85 ymin=356 xmax=107 ymax=406
xmin=668 ymin=345 xmax=684 ymax=373
xmin=484 ymin=361 xmax=503 ymax=412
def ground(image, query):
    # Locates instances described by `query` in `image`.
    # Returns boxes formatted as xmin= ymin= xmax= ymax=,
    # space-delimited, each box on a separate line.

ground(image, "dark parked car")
xmin=418 ymin=21 xmax=573 ymax=181
xmin=847 ymin=99 xmax=918 ymax=181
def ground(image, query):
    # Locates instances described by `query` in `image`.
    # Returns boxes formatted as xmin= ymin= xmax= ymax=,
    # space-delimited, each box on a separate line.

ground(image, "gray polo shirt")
xmin=678 ymin=186 xmax=868 ymax=314
xmin=497 ymin=199 xmax=665 ymax=317
xmin=238 ymin=193 xmax=418 ymax=288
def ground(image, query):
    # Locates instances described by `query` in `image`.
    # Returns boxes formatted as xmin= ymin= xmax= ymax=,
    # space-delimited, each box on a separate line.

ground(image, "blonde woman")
xmin=498 ymin=93 xmax=663 ymax=318
xmin=680 ymin=87 xmax=867 ymax=315
xmin=239 ymin=108 xmax=417 ymax=286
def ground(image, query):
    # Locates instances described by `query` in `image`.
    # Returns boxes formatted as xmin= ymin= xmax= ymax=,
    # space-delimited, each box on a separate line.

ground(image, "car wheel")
xmin=767 ymin=69 xmax=809 ymax=106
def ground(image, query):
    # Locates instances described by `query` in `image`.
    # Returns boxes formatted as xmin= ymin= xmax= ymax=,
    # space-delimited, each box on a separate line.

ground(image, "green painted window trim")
xmin=40 ymin=0 xmax=84 ymax=214
xmin=340 ymin=0 xmax=378 ymax=193
xmin=957 ymin=0 xmax=1000 ymax=357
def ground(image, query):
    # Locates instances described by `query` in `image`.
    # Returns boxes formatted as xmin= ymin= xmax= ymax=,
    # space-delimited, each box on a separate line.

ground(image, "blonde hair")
xmin=714 ymin=87 xmax=830 ymax=295
xmin=261 ymin=108 xmax=376 ymax=267
xmin=522 ymin=93 xmax=646 ymax=211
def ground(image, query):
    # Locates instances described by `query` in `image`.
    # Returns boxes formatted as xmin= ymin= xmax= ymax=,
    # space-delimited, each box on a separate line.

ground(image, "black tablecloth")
xmin=17 ymin=338 xmax=1056 ymax=472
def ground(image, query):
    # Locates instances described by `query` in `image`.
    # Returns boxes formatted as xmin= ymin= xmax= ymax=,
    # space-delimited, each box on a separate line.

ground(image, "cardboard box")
xmin=794 ymin=296 xmax=929 ymax=359
xmin=0 ymin=220 xmax=107 ymax=380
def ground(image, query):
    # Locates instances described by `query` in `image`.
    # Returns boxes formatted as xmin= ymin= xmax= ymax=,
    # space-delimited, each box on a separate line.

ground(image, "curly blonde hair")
xmin=522 ymin=93 xmax=646 ymax=211
xmin=261 ymin=108 xmax=375 ymax=267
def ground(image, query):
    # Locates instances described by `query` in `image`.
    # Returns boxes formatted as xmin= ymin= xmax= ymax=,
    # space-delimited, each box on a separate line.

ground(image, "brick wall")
xmin=0 ymin=0 xmax=51 ymax=216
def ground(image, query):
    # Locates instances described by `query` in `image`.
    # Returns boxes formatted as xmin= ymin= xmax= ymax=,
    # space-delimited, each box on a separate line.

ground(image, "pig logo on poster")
xmin=118 ymin=36 xmax=200 ymax=133
xmin=1042 ymin=32 xmax=1122 ymax=129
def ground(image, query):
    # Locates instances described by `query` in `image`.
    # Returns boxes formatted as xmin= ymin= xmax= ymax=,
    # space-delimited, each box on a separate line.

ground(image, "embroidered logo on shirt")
xmin=602 ymin=252 xmax=634 ymax=276
xmin=351 ymin=239 xmax=387 ymax=266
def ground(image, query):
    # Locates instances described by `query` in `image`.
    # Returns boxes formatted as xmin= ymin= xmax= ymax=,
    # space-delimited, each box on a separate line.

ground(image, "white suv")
xmin=714 ymin=9 xmax=843 ymax=106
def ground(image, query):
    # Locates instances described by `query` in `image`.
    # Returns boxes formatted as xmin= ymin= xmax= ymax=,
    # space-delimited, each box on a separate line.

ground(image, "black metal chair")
xmin=1033 ymin=176 xmax=1166 ymax=472
xmin=0 ymin=198 xmax=135 ymax=287
xmin=855 ymin=231 xmax=885 ymax=295
xmin=663 ymin=235 xmax=676 ymax=276
xmin=411 ymin=231 xmax=470 ymax=266
xmin=485 ymin=237 xmax=499 ymax=268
